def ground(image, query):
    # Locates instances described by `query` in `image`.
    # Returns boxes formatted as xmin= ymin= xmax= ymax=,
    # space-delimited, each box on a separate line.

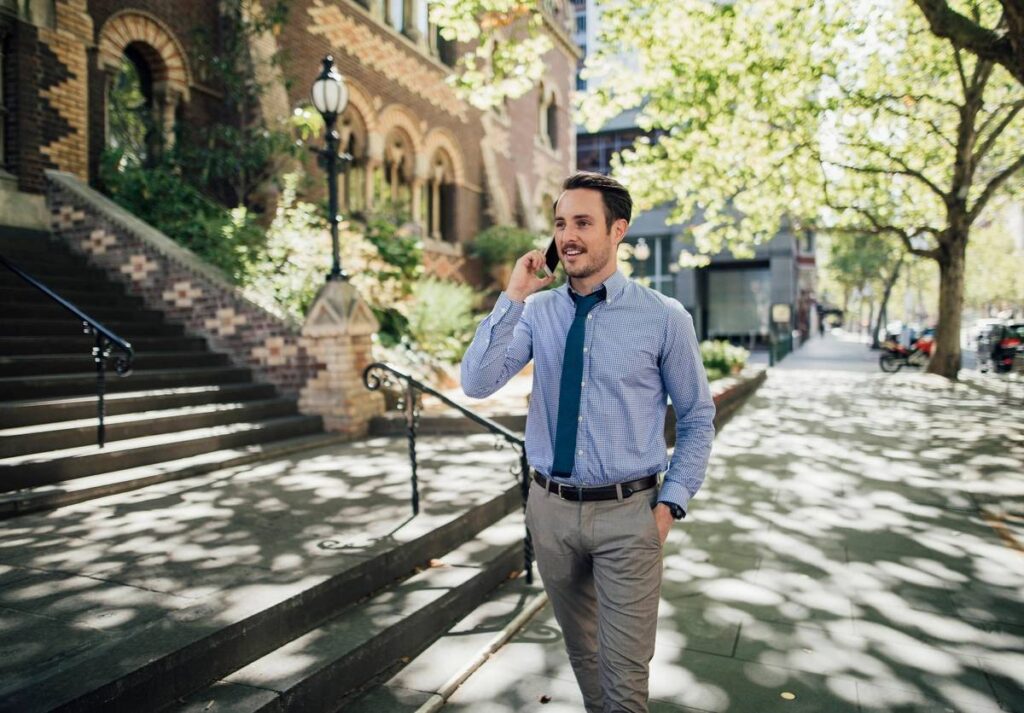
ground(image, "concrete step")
xmin=0 ymin=284 xmax=145 ymax=309
xmin=0 ymin=268 xmax=128 ymax=293
xmin=0 ymin=397 xmax=298 ymax=458
xmin=0 ymin=430 xmax=350 ymax=517
xmin=0 ymin=316 xmax=183 ymax=338
xmin=344 ymin=576 xmax=547 ymax=713
xmin=0 ymin=351 xmax=228 ymax=378
xmin=0 ymin=473 xmax=523 ymax=713
xmin=0 ymin=251 xmax=108 ymax=274
xmin=0 ymin=364 xmax=250 ymax=400
xmin=0 ymin=414 xmax=324 ymax=490
xmin=0 ymin=243 xmax=88 ymax=266
xmin=0 ymin=382 xmax=277 ymax=428
xmin=1 ymin=300 xmax=165 ymax=324
xmin=371 ymin=411 xmax=527 ymax=437
xmin=0 ymin=334 xmax=206 ymax=356
xmin=0 ymin=225 xmax=51 ymax=243
xmin=172 ymin=511 xmax=527 ymax=713
xmin=0 ymin=257 xmax=113 ymax=287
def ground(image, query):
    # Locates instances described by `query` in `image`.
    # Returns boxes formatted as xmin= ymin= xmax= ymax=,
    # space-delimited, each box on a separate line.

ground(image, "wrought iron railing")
xmin=363 ymin=362 xmax=533 ymax=583
xmin=1 ymin=254 xmax=133 ymax=447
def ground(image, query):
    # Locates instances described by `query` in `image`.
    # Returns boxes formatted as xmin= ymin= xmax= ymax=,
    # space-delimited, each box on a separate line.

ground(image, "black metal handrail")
xmin=1 ymin=254 xmax=133 ymax=447
xmin=363 ymin=362 xmax=533 ymax=583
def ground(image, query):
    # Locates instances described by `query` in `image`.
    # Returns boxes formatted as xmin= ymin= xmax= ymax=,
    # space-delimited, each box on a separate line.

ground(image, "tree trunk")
xmin=871 ymin=255 xmax=904 ymax=349
xmin=928 ymin=236 xmax=967 ymax=380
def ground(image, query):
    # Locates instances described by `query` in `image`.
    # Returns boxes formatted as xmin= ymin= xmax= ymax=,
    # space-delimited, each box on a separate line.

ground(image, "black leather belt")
xmin=532 ymin=471 xmax=658 ymax=502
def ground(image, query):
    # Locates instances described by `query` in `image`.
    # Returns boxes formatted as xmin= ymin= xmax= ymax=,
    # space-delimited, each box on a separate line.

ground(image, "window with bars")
xmin=577 ymin=130 xmax=644 ymax=175
xmin=627 ymin=236 xmax=675 ymax=298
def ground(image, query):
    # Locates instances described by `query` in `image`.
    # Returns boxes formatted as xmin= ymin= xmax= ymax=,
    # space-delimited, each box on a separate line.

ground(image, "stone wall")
xmin=46 ymin=169 xmax=322 ymax=398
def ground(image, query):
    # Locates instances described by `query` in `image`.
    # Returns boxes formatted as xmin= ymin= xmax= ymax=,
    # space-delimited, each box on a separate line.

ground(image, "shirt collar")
xmin=564 ymin=270 xmax=628 ymax=304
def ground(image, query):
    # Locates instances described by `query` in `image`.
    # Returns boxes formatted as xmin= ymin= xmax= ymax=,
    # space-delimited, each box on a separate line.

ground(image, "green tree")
xmin=824 ymin=233 xmax=905 ymax=346
xmin=434 ymin=0 xmax=1023 ymax=379
xmin=964 ymin=199 xmax=1024 ymax=312
xmin=911 ymin=0 xmax=1024 ymax=86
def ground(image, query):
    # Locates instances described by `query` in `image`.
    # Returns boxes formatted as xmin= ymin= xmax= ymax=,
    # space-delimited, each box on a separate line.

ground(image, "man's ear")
xmin=612 ymin=218 xmax=629 ymax=245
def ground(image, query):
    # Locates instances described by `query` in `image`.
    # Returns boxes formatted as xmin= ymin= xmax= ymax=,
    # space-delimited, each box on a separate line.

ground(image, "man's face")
xmin=553 ymin=188 xmax=626 ymax=283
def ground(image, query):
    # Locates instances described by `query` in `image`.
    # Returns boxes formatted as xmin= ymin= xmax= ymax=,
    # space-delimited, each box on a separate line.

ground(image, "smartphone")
xmin=543 ymin=237 xmax=559 ymax=276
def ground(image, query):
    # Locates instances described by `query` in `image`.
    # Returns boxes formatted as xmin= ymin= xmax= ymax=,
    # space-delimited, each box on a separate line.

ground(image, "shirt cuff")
xmin=495 ymin=292 xmax=527 ymax=316
xmin=657 ymin=479 xmax=692 ymax=518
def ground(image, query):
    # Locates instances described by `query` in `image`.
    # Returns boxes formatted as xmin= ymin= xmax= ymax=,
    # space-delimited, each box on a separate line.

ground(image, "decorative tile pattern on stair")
xmin=161 ymin=281 xmax=204 ymax=308
xmin=204 ymin=308 xmax=247 ymax=337
xmin=53 ymin=205 xmax=86 ymax=230
xmin=82 ymin=228 xmax=118 ymax=255
xmin=252 ymin=337 xmax=299 ymax=367
xmin=46 ymin=175 xmax=327 ymax=401
xmin=120 ymin=254 xmax=161 ymax=283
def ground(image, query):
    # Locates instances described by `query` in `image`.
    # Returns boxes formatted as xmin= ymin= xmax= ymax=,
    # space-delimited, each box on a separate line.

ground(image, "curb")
xmin=413 ymin=587 xmax=550 ymax=713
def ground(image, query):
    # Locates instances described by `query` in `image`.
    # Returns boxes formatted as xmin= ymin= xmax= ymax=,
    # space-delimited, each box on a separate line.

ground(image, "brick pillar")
xmin=37 ymin=0 xmax=92 ymax=181
xmin=299 ymin=279 xmax=385 ymax=437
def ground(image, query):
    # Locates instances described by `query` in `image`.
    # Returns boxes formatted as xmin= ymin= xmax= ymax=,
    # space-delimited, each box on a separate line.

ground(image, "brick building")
xmin=0 ymin=0 xmax=579 ymax=279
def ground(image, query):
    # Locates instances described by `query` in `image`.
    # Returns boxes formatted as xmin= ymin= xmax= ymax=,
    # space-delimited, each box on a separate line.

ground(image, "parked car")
xmin=977 ymin=322 xmax=1024 ymax=373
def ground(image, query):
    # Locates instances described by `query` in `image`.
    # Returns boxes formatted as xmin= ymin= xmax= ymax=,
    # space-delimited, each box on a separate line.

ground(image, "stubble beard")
xmin=563 ymin=240 xmax=612 ymax=282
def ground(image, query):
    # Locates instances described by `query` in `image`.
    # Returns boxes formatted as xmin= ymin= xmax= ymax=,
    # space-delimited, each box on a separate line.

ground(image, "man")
xmin=461 ymin=172 xmax=715 ymax=713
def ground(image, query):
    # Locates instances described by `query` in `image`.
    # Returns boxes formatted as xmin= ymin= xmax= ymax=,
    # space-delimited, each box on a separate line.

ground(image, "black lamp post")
xmin=310 ymin=55 xmax=351 ymax=281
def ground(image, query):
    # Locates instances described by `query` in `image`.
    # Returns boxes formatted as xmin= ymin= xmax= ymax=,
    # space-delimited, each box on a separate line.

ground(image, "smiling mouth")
xmin=562 ymin=247 xmax=585 ymax=257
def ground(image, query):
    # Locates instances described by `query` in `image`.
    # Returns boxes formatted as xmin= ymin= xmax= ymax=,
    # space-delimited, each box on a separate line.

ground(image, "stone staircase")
xmin=0 ymin=225 xmax=535 ymax=713
xmin=0 ymin=226 xmax=343 ymax=516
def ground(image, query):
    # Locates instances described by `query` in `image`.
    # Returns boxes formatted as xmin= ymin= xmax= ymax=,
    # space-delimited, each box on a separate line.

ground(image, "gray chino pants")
xmin=526 ymin=479 xmax=664 ymax=713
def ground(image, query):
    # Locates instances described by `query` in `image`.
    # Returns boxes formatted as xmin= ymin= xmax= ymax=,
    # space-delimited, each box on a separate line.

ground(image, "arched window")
xmin=426 ymin=149 xmax=456 ymax=242
xmin=538 ymin=83 xmax=558 ymax=150
xmin=375 ymin=129 xmax=414 ymax=216
xmin=339 ymin=108 xmax=368 ymax=217
xmin=107 ymin=45 xmax=157 ymax=166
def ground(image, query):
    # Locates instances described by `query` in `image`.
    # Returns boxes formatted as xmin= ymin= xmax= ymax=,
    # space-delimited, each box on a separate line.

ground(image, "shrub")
xmin=469 ymin=225 xmax=543 ymax=268
xmin=98 ymin=149 xmax=265 ymax=283
xmin=406 ymin=278 xmax=480 ymax=363
xmin=700 ymin=340 xmax=749 ymax=378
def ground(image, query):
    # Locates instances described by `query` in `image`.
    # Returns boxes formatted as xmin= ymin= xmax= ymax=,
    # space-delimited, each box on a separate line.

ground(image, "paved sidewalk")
xmin=442 ymin=333 xmax=1024 ymax=712
xmin=0 ymin=434 xmax=524 ymax=702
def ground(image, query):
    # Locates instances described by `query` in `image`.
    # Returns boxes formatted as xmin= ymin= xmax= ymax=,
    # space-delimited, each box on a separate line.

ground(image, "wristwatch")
xmin=662 ymin=502 xmax=686 ymax=520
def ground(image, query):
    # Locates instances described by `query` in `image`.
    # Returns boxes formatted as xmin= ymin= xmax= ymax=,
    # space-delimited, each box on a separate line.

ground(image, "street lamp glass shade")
xmin=310 ymin=58 xmax=349 ymax=118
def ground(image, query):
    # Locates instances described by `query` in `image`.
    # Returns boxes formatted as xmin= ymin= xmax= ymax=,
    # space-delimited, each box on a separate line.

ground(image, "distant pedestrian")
xmin=461 ymin=172 xmax=715 ymax=713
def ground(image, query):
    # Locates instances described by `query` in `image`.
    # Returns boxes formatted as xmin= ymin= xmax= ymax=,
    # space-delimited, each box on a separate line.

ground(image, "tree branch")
xmin=973 ymin=99 xmax=1024 ymax=164
xmin=954 ymin=46 xmax=970 ymax=94
xmin=969 ymin=152 xmax=1024 ymax=221
xmin=911 ymin=0 xmax=1022 ymax=86
xmin=822 ymin=157 xmax=948 ymax=201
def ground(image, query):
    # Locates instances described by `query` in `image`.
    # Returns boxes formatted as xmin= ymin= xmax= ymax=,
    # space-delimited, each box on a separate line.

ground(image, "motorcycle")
xmin=879 ymin=332 xmax=934 ymax=372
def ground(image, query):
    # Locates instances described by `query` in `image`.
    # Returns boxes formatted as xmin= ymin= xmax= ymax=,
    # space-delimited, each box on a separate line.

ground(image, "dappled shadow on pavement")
xmin=0 ymin=434 xmax=522 ymax=700
xmin=444 ymin=340 xmax=1023 ymax=713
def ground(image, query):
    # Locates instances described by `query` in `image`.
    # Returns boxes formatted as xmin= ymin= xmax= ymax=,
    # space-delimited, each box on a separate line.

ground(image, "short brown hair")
xmin=554 ymin=172 xmax=633 ymax=230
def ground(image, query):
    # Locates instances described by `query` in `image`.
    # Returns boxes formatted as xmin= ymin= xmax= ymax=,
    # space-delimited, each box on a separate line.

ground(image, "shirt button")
xmin=583 ymin=347 xmax=588 ymax=353
xmin=578 ymin=416 xmax=583 ymax=422
xmin=581 ymin=380 xmax=585 ymax=386
xmin=587 ymin=315 xmax=593 ymax=320
xmin=578 ymin=450 xmax=583 ymax=456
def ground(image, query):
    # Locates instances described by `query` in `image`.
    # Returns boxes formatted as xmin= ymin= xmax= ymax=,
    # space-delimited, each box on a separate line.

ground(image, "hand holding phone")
xmin=542 ymin=237 xmax=559 ymax=278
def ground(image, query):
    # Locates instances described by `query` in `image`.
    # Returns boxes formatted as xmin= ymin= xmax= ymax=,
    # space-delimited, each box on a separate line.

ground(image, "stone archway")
xmin=97 ymin=11 xmax=191 ymax=149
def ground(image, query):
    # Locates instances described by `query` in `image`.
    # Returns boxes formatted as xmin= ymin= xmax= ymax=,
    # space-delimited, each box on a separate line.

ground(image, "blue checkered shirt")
xmin=461 ymin=270 xmax=715 ymax=515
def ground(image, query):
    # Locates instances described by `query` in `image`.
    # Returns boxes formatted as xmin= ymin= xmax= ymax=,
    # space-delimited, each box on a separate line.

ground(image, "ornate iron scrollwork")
xmin=362 ymin=362 xmax=534 ymax=583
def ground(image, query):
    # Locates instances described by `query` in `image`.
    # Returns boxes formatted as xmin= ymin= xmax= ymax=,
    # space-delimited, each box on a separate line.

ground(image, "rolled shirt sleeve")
xmin=657 ymin=303 xmax=716 ymax=516
xmin=460 ymin=292 xmax=533 ymax=399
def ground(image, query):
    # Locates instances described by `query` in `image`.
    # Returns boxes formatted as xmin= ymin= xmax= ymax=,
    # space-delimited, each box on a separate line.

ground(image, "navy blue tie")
xmin=552 ymin=287 xmax=606 ymax=477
